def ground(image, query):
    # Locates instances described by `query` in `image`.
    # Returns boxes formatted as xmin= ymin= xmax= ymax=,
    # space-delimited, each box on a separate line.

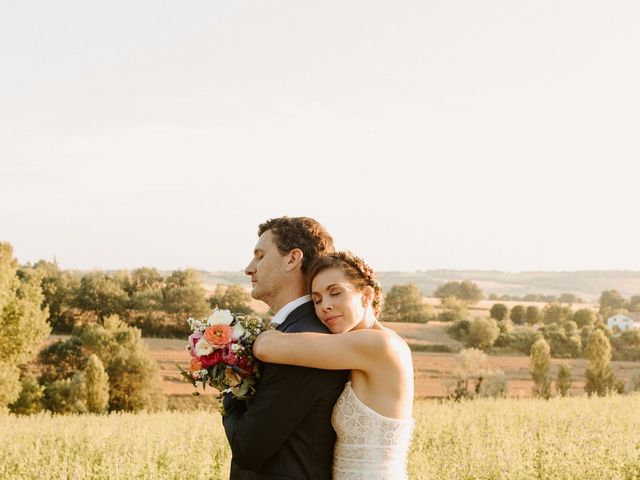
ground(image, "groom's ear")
xmin=285 ymin=248 xmax=304 ymax=272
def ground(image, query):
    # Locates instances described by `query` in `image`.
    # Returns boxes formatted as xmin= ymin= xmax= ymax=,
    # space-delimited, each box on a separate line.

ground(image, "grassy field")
xmin=3 ymin=396 xmax=640 ymax=479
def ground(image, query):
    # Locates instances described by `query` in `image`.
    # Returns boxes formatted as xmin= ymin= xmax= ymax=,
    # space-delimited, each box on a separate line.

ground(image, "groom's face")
xmin=244 ymin=230 xmax=288 ymax=303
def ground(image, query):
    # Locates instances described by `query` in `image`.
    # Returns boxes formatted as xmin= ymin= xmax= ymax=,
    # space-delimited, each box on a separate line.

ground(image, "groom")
xmin=222 ymin=216 xmax=349 ymax=479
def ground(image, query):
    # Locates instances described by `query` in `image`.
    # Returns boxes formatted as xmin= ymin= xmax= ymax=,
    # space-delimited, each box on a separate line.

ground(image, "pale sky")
xmin=1 ymin=1 xmax=639 ymax=272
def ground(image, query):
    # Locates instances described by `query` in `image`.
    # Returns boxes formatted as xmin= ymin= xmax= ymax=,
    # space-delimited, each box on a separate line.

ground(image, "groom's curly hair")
xmin=258 ymin=216 xmax=335 ymax=274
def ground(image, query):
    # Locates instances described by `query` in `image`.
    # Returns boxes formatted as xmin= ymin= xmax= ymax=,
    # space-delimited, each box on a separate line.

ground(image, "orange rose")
xmin=190 ymin=358 xmax=203 ymax=372
xmin=204 ymin=324 xmax=233 ymax=349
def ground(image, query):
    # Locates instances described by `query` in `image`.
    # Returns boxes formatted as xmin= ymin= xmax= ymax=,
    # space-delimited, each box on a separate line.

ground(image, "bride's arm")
xmin=253 ymin=329 xmax=399 ymax=371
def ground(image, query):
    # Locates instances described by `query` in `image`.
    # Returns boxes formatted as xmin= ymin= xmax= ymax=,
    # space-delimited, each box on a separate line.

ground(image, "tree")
xmin=209 ymin=284 xmax=253 ymax=315
xmin=466 ymin=317 xmax=500 ymax=350
xmin=509 ymin=305 xmax=526 ymax=325
xmin=382 ymin=284 xmax=433 ymax=323
xmin=76 ymin=272 xmax=129 ymax=320
xmin=599 ymin=290 xmax=626 ymax=318
xmin=556 ymin=363 xmax=572 ymax=397
xmin=584 ymin=329 xmax=614 ymax=397
xmin=434 ymin=281 xmax=483 ymax=304
xmin=489 ymin=303 xmax=509 ymax=321
xmin=526 ymin=305 xmax=541 ymax=326
xmin=572 ymin=309 xmax=596 ymax=328
xmin=529 ymin=337 xmax=551 ymax=399
xmin=627 ymin=295 xmax=640 ymax=313
xmin=162 ymin=269 xmax=210 ymax=318
xmin=559 ymin=293 xmax=584 ymax=304
xmin=437 ymin=296 xmax=468 ymax=323
xmin=43 ymin=373 xmax=87 ymax=414
xmin=33 ymin=260 xmax=80 ymax=333
xmin=76 ymin=316 xmax=166 ymax=412
xmin=129 ymin=267 xmax=165 ymax=311
xmin=38 ymin=337 xmax=87 ymax=384
xmin=9 ymin=374 xmax=45 ymax=414
xmin=84 ymin=354 xmax=109 ymax=413
xmin=542 ymin=303 xmax=573 ymax=325
xmin=0 ymin=243 xmax=50 ymax=410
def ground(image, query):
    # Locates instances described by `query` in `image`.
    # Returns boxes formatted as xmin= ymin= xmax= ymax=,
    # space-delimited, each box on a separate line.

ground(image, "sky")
xmin=1 ymin=1 xmax=639 ymax=273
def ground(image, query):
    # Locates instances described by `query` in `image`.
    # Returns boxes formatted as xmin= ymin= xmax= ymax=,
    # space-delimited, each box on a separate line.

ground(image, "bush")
xmin=447 ymin=319 xmax=471 ymax=341
xmin=538 ymin=323 xmax=582 ymax=358
xmin=585 ymin=330 xmax=615 ymax=397
xmin=478 ymin=372 xmax=507 ymax=398
xmin=434 ymin=281 xmax=484 ymax=303
xmin=526 ymin=306 xmax=541 ymax=326
xmin=573 ymin=309 xmax=596 ymax=328
xmin=611 ymin=329 xmax=640 ymax=361
xmin=467 ymin=317 xmax=500 ymax=350
xmin=38 ymin=337 xmax=87 ymax=384
xmin=437 ymin=296 xmax=469 ymax=323
xmin=0 ymin=363 xmax=21 ymax=412
xmin=493 ymin=329 xmax=539 ymax=354
xmin=490 ymin=304 xmax=509 ymax=321
xmin=556 ymin=363 xmax=572 ymax=397
xmin=625 ymin=372 xmax=640 ymax=394
xmin=84 ymin=354 xmax=109 ymax=414
xmin=9 ymin=374 xmax=45 ymax=415
xmin=529 ymin=337 xmax=551 ymax=399
xmin=542 ymin=303 xmax=573 ymax=325
xmin=76 ymin=316 xmax=166 ymax=412
xmin=43 ymin=374 xmax=87 ymax=414
xmin=510 ymin=305 xmax=526 ymax=325
xmin=383 ymin=284 xmax=434 ymax=323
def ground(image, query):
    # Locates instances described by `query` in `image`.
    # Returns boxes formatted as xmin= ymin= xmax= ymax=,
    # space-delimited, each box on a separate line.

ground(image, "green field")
xmin=3 ymin=396 xmax=640 ymax=480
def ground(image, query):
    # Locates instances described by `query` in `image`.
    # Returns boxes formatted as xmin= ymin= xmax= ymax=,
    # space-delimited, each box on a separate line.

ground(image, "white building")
xmin=607 ymin=313 xmax=640 ymax=331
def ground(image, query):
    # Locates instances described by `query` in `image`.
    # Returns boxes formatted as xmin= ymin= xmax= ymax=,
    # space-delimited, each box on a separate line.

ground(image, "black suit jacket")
xmin=223 ymin=301 xmax=349 ymax=480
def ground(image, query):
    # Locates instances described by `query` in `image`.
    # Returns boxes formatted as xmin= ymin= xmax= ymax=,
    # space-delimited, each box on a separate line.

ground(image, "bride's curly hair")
xmin=306 ymin=251 xmax=384 ymax=317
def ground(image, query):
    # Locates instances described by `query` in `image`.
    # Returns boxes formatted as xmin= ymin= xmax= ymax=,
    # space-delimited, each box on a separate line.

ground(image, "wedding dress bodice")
xmin=331 ymin=382 xmax=414 ymax=480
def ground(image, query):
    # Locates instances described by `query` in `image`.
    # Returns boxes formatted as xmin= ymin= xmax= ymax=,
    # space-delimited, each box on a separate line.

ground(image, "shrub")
xmin=585 ymin=330 xmax=615 ymax=397
xmin=510 ymin=305 xmax=526 ymax=325
xmin=382 ymin=284 xmax=434 ymax=323
xmin=437 ymin=296 xmax=469 ymax=323
xmin=43 ymin=374 xmax=87 ymax=414
xmin=9 ymin=374 xmax=45 ymax=415
xmin=556 ymin=363 xmax=572 ymax=397
xmin=490 ymin=304 xmax=509 ymax=321
xmin=447 ymin=319 xmax=471 ymax=341
xmin=529 ymin=337 xmax=551 ymax=399
xmin=84 ymin=354 xmax=109 ymax=414
xmin=467 ymin=317 xmax=500 ymax=350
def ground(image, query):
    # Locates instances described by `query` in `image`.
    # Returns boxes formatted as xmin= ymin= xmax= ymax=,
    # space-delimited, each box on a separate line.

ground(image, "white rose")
xmin=232 ymin=322 xmax=246 ymax=340
xmin=207 ymin=309 xmax=234 ymax=326
xmin=195 ymin=338 xmax=214 ymax=356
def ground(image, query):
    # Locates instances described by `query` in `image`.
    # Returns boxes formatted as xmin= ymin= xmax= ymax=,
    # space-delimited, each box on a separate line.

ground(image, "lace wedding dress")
xmin=331 ymin=382 xmax=414 ymax=480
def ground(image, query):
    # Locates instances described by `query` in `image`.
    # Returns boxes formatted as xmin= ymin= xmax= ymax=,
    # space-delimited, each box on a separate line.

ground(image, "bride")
xmin=253 ymin=252 xmax=414 ymax=480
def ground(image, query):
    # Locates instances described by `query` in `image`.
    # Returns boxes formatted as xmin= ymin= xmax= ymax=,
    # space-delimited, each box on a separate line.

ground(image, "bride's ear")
xmin=361 ymin=285 xmax=374 ymax=308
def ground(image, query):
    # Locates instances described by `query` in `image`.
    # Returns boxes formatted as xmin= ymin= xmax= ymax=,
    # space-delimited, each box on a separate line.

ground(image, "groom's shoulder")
xmin=284 ymin=302 xmax=330 ymax=334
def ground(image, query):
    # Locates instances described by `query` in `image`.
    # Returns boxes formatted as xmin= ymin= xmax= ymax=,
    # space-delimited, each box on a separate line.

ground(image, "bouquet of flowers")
xmin=179 ymin=308 xmax=270 ymax=400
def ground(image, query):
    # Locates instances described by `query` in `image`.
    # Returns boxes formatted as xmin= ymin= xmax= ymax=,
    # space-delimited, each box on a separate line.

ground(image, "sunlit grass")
xmin=2 ymin=396 xmax=640 ymax=479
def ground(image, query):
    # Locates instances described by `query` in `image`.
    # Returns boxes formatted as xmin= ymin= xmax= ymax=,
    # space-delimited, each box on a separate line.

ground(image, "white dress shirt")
xmin=270 ymin=295 xmax=312 ymax=327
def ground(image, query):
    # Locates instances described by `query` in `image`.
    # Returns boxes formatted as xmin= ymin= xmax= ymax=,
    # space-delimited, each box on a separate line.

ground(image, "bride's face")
xmin=311 ymin=267 xmax=370 ymax=334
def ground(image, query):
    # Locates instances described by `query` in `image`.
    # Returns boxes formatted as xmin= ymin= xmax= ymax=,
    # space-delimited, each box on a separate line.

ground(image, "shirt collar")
xmin=271 ymin=295 xmax=312 ymax=326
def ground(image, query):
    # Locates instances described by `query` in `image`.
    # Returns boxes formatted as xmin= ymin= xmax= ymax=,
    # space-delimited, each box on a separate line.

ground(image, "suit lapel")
xmin=277 ymin=301 xmax=315 ymax=332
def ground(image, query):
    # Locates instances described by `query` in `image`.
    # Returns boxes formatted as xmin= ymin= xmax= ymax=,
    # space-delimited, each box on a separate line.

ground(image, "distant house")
xmin=607 ymin=313 xmax=640 ymax=331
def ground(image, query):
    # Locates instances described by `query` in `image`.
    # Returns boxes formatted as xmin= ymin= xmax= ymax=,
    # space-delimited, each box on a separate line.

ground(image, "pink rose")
xmin=188 ymin=331 xmax=203 ymax=358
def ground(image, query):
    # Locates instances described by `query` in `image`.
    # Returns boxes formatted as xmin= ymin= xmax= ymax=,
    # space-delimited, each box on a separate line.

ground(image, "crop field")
xmin=3 ymin=395 xmax=640 ymax=479
xmin=148 ymin=322 xmax=640 ymax=399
